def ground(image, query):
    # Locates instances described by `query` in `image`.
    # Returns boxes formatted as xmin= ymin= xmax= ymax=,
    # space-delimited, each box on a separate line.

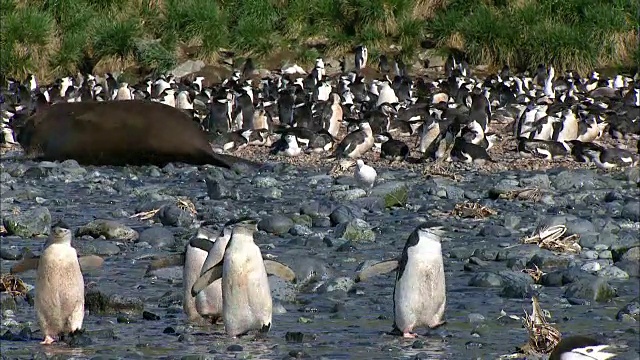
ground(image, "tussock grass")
xmin=0 ymin=0 xmax=636 ymax=83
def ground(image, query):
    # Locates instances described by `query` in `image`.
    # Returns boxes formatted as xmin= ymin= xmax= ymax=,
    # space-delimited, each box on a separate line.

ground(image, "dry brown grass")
xmin=608 ymin=30 xmax=638 ymax=64
xmin=411 ymin=0 xmax=448 ymax=20
xmin=0 ymin=274 xmax=28 ymax=299
xmin=522 ymin=297 xmax=562 ymax=355
xmin=446 ymin=32 xmax=465 ymax=50
xmin=452 ymin=202 xmax=497 ymax=219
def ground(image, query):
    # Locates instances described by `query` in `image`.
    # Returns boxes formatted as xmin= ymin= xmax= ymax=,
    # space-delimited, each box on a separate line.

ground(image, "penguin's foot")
xmin=402 ymin=332 xmax=418 ymax=338
xmin=41 ymin=336 xmax=55 ymax=345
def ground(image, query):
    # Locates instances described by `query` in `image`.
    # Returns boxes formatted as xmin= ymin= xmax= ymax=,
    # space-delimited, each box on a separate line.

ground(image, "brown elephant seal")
xmin=11 ymin=100 xmax=258 ymax=169
xmin=35 ymin=225 xmax=85 ymax=345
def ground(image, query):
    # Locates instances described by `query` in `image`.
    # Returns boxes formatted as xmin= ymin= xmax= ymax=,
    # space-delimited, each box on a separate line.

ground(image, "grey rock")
xmin=370 ymin=181 xmax=409 ymax=208
xmin=616 ymin=298 xmax=639 ymax=322
xmin=564 ymin=277 xmax=616 ymax=302
xmin=316 ymin=277 xmax=355 ymax=293
xmin=258 ymin=214 xmax=294 ymax=235
xmin=300 ymin=201 xmax=332 ymax=217
xmin=498 ymin=271 xmax=534 ymax=299
xmin=330 ymin=188 xmax=366 ymax=201
xmin=615 ymin=260 xmax=639 ymax=278
xmin=479 ymin=225 xmax=511 ymax=238
xmin=291 ymin=214 xmax=313 ymax=228
xmin=3 ymin=206 xmax=51 ymax=238
xmin=519 ymin=174 xmax=550 ymax=189
xmin=77 ymin=240 xmax=121 ymax=256
xmin=329 ymin=205 xmax=361 ymax=226
xmin=527 ymin=251 xmax=572 ymax=270
xmin=252 ymin=176 xmax=279 ymax=188
xmin=621 ymin=201 xmax=640 ymax=221
xmin=496 ymin=244 xmax=543 ymax=262
xmin=468 ymin=272 xmax=503 ymax=287
xmin=334 ymin=219 xmax=375 ymax=242
xmin=471 ymin=248 xmax=498 ymax=261
xmin=598 ymin=250 xmax=613 ymax=259
xmin=449 ymin=247 xmax=474 ymax=259
xmin=287 ymin=256 xmax=331 ymax=285
xmin=597 ymin=265 xmax=629 ymax=280
xmin=156 ymin=204 xmax=195 ymax=228
xmin=76 ymin=219 xmax=139 ymax=241
xmin=565 ymin=218 xmax=596 ymax=236
xmin=620 ymin=247 xmax=640 ymax=262
xmin=205 ymin=177 xmax=239 ymax=200
xmin=582 ymin=250 xmax=599 ymax=260
xmin=552 ymin=170 xmax=601 ymax=190
xmin=0 ymin=293 xmax=16 ymax=312
xmin=503 ymin=215 xmax=521 ymax=230
xmin=289 ymin=224 xmax=313 ymax=236
xmin=85 ymin=288 xmax=145 ymax=315
xmin=268 ymin=276 xmax=297 ymax=303
xmin=138 ymin=227 xmax=175 ymax=248
xmin=625 ymin=167 xmax=640 ymax=185
xmin=170 ymin=59 xmax=205 ymax=78
xmin=0 ymin=247 xmax=21 ymax=260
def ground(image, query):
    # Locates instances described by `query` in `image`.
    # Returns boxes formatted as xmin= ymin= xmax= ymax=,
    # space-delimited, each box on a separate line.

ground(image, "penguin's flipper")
xmin=191 ymin=264 xmax=223 ymax=297
xmin=78 ymin=255 xmax=104 ymax=272
xmin=355 ymin=260 xmax=399 ymax=282
xmin=145 ymin=254 xmax=186 ymax=274
xmin=263 ymin=260 xmax=296 ymax=282
xmin=189 ymin=237 xmax=215 ymax=252
xmin=10 ymin=257 xmax=40 ymax=274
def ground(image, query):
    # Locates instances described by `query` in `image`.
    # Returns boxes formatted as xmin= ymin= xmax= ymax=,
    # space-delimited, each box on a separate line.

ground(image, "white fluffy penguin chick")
xmin=283 ymin=134 xmax=302 ymax=157
xmin=354 ymin=159 xmax=377 ymax=193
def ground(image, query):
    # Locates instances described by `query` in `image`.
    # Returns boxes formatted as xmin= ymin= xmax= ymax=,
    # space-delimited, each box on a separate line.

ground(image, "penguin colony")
xmin=2 ymin=48 xmax=639 ymax=170
xmin=3 ymin=48 xmax=634 ymax=355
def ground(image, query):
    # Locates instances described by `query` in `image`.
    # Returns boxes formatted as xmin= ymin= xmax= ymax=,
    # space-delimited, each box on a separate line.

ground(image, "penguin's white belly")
xmin=222 ymin=245 xmax=272 ymax=336
xmin=35 ymin=244 xmax=85 ymax=335
xmin=183 ymin=246 xmax=208 ymax=320
xmin=394 ymin=255 xmax=446 ymax=331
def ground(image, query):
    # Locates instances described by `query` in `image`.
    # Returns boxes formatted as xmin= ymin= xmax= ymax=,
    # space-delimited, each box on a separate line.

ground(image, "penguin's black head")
xmin=52 ymin=219 xmax=71 ymax=230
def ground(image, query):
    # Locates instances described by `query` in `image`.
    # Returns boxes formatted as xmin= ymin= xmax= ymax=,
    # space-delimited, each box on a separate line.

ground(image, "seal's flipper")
xmin=355 ymin=260 xmax=399 ymax=282
xmin=10 ymin=257 xmax=40 ymax=274
xmin=191 ymin=264 xmax=223 ymax=297
xmin=145 ymin=254 xmax=185 ymax=274
xmin=264 ymin=260 xmax=296 ymax=282
xmin=189 ymin=237 xmax=215 ymax=252
xmin=78 ymin=255 xmax=104 ymax=272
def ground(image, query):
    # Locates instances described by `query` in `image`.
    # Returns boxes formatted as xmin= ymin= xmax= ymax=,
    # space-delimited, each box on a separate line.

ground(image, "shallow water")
xmin=1 ymin=158 xmax=639 ymax=360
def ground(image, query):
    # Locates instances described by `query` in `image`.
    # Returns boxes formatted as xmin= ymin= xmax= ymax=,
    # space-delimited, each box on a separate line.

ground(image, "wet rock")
xmin=0 ymin=293 xmax=16 ymax=311
xmin=137 ymin=227 xmax=175 ymax=248
xmin=370 ymin=181 xmax=409 ymax=208
xmin=300 ymin=201 xmax=332 ymax=218
xmin=85 ymin=288 xmax=144 ymax=315
xmin=335 ymin=219 xmax=375 ymax=242
xmin=76 ymin=219 xmax=138 ymax=241
xmin=205 ymin=177 xmax=239 ymax=200
xmin=564 ymin=277 xmax=616 ymax=302
xmin=597 ymin=265 xmax=629 ymax=280
xmin=519 ymin=174 xmax=550 ymax=189
xmin=156 ymin=204 xmax=195 ymax=227
xmin=227 ymin=344 xmax=243 ymax=352
xmin=285 ymin=331 xmax=308 ymax=343
xmin=479 ymin=225 xmax=511 ymax=238
xmin=620 ymin=247 xmax=640 ymax=262
xmin=616 ymin=260 xmax=640 ymax=278
xmin=621 ymin=201 xmax=640 ymax=221
xmin=552 ymin=170 xmax=601 ymax=190
xmin=77 ymin=240 xmax=121 ymax=256
xmin=288 ymin=256 xmax=331 ymax=285
xmin=3 ymin=206 xmax=51 ymax=237
xmin=329 ymin=205 xmax=361 ymax=226
xmin=269 ymin=276 xmax=297 ymax=303
xmin=258 ymin=214 xmax=294 ymax=235
xmin=498 ymin=271 xmax=534 ymax=299
xmin=468 ymin=272 xmax=502 ymax=287
xmin=316 ymin=277 xmax=355 ymax=294
xmin=527 ymin=252 xmax=572 ymax=270
xmin=449 ymin=247 xmax=474 ymax=259
xmin=503 ymin=215 xmax=521 ymax=230
xmin=330 ymin=188 xmax=366 ymax=201
xmin=471 ymin=248 xmax=498 ymax=261
xmin=565 ymin=218 xmax=596 ymax=236
xmin=291 ymin=214 xmax=313 ymax=228
xmin=0 ymin=247 xmax=21 ymax=260
xmin=142 ymin=311 xmax=160 ymax=320
xmin=252 ymin=176 xmax=279 ymax=188
xmin=616 ymin=298 xmax=640 ymax=322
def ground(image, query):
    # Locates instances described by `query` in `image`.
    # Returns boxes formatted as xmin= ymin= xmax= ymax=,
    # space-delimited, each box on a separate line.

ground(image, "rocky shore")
xmin=0 ymin=150 xmax=638 ymax=359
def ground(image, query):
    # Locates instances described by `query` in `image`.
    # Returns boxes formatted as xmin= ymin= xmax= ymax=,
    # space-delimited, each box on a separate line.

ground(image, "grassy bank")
xmin=1 ymin=0 xmax=638 ymax=83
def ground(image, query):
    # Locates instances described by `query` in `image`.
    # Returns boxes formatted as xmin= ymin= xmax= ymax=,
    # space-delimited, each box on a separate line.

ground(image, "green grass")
xmin=0 ymin=0 xmax=637 ymax=83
